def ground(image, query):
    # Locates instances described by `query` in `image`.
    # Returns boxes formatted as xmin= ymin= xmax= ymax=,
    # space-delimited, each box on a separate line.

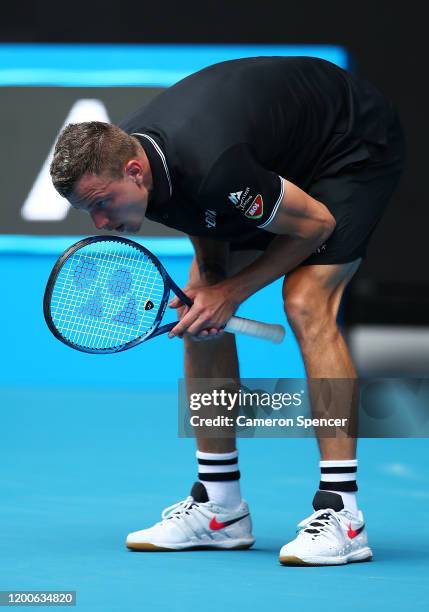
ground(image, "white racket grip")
xmin=225 ymin=316 xmax=285 ymax=344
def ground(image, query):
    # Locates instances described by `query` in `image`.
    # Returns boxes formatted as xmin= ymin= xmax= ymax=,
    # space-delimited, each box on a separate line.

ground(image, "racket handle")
xmin=225 ymin=316 xmax=285 ymax=344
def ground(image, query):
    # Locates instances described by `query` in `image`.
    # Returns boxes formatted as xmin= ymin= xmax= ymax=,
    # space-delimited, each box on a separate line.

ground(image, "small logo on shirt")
xmin=316 ymin=242 xmax=327 ymax=254
xmin=228 ymin=187 xmax=253 ymax=210
xmin=228 ymin=191 xmax=243 ymax=205
xmin=244 ymin=195 xmax=264 ymax=219
xmin=205 ymin=209 xmax=217 ymax=228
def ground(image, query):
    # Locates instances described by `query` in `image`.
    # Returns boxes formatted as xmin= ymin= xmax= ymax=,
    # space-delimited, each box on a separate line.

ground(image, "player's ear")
xmin=124 ymin=160 xmax=144 ymax=183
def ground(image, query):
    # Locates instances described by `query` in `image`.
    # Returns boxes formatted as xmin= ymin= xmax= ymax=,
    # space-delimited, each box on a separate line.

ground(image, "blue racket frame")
xmin=43 ymin=235 xmax=193 ymax=354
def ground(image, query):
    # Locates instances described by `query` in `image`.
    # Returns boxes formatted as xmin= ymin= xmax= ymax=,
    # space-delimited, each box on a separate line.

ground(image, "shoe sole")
xmin=279 ymin=548 xmax=373 ymax=566
xmin=127 ymin=540 xmax=255 ymax=552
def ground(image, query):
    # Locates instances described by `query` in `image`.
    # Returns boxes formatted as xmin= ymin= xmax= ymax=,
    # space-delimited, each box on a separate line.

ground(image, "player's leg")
xmin=184 ymin=317 xmax=244 ymax=506
xmin=185 ymin=328 xmax=239 ymax=455
xmin=184 ymin=248 xmax=262 ymax=510
xmin=284 ymin=261 xmax=360 ymax=374
xmin=278 ymin=112 xmax=405 ymax=565
xmin=279 ymin=260 xmax=372 ymax=565
xmin=126 ymin=248 xmax=256 ymax=551
xmin=284 ymin=260 xmax=361 ymax=460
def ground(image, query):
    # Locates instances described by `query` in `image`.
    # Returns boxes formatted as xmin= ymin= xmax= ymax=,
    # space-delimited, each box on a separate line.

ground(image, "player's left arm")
xmin=263 ymin=178 xmax=335 ymax=240
xmin=219 ymin=177 xmax=336 ymax=303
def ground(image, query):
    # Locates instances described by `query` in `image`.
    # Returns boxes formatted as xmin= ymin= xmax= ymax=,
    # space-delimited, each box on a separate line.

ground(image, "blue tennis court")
xmin=2 ymin=391 xmax=428 ymax=610
xmin=1 ymin=239 xmax=428 ymax=611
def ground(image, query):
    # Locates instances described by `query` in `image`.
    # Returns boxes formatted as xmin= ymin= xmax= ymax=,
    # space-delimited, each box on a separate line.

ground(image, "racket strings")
xmin=54 ymin=254 xmax=160 ymax=347
xmin=50 ymin=241 xmax=165 ymax=350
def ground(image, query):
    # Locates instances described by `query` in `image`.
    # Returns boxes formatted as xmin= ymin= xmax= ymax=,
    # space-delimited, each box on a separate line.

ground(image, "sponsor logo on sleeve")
xmin=244 ymin=195 xmax=264 ymax=219
xmin=227 ymin=187 xmax=253 ymax=210
xmin=228 ymin=191 xmax=243 ymax=205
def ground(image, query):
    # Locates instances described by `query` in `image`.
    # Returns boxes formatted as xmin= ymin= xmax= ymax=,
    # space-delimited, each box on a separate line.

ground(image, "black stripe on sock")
xmin=321 ymin=466 xmax=357 ymax=474
xmin=199 ymin=470 xmax=240 ymax=482
xmin=198 ymin=458 xmax=238 ymax=466
xmin=319 ymin=480 xmax=358 ymax=492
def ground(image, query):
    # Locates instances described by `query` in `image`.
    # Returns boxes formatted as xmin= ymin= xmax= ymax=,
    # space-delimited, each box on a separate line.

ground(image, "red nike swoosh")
xmin=348 ymin=523 xmax=364 ymax=539
xmin=209 ymin=514 xmax=249 ymax=531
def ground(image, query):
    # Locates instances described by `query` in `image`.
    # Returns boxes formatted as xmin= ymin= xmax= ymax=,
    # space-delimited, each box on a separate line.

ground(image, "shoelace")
xmin=298 ymin=508 xmax=344 ymax=539
xmin=161 ymin=496 xmax=202 ymax=522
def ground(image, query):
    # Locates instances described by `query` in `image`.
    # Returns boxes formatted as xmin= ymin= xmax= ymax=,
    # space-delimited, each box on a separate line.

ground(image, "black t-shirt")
xmin=119 ymin=56 xmax=392 ymax=242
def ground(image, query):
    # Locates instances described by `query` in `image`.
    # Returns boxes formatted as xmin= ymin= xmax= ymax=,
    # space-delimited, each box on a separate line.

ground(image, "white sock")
xmin=196 ymin=450 xmax=242 ymax=509
xmin=319 ymin=459 xmax=359 ymax=515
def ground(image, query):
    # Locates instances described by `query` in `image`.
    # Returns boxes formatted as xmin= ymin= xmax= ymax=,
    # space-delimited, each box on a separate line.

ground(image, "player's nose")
xmin=91 ymin=210 xmax=110 ymax=230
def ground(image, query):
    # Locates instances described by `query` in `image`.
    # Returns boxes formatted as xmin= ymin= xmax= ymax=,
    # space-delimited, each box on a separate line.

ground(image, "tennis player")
xmin=50 ymin=57 xmax=405 ymax=565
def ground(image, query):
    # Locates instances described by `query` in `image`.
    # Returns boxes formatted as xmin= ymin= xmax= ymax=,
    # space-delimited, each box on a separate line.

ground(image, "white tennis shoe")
xmin=126 ymin=482 xmax=255 ymax=551
xmin=279 ymin=491 xmax=373 ymax=566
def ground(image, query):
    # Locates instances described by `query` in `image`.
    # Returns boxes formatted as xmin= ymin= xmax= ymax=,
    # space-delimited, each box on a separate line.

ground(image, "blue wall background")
xmin=0 ymin=43 xmax=347 ymax=86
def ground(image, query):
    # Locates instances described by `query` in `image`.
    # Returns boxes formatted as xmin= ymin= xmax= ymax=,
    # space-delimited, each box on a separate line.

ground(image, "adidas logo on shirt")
xmin=228 ymin=190 xmax=243 ymax=205
xmin=228 ymin=187 xmax=254 ymax=210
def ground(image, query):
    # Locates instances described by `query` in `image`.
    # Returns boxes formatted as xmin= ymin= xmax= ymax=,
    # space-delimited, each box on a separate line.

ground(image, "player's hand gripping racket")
xmin=43 ymin=236 xmax=285 ymax=353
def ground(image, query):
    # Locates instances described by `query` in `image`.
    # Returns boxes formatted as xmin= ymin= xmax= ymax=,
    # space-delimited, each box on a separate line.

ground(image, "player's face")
xmin=70 ymin=172 xmax=150 ymax=233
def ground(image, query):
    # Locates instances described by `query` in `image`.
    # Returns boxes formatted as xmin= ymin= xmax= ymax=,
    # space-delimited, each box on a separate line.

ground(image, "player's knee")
xmin=283 ymin=289 xmax=338 ymax=345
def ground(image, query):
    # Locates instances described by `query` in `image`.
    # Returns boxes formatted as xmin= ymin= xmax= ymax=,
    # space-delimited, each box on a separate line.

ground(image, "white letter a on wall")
xmin=21 ymin=99 xmax=111 ymax=221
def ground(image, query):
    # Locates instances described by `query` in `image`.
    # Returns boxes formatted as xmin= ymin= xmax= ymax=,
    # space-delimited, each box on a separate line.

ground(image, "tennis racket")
xmin=43 ymin=236 xmax=285 ymax=354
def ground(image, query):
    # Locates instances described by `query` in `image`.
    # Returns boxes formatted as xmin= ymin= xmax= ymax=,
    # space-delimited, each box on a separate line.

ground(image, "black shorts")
xmin=230 ymin=108 xmax=406 ymax=265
